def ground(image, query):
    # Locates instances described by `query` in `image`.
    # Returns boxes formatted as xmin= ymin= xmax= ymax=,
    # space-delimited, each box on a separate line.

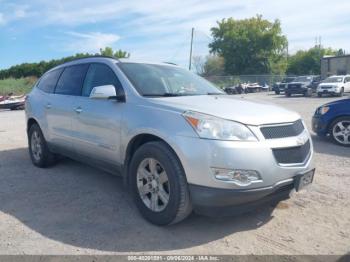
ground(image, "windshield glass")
xmin=323 ymin=76 xmax=344 ymax=83
xmin=294 ymin=76 xmax=312 ymax=82
xmin=118 ymin=63 xmax=223 ymax=97
xmin=282 ymin=77 xmax=295 ymax=83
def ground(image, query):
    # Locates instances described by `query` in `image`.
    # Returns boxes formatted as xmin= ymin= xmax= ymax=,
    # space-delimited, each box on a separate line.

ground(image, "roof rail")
xmin=60 ymin=55 xmax=120 ymax=65
xmin=163 ymin=61 xmax=178 ymax=66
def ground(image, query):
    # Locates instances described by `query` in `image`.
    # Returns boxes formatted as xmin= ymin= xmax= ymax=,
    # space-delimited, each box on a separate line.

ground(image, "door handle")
xmin=46 ymin=103 xmax=52 ymax=109
xmin=75 ymin=107 xmax=83 ymax=114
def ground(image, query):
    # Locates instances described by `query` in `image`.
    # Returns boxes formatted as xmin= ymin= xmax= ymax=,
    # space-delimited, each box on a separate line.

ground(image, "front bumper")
xmin=286 ymin=88 xmax=307 ymax=94
xmin=189 ymin=181 xmax=295 ymax=216
xmin=317 ymin=89 xmax=338 ymax=95
xmin=174 ymin=130 xmax=314 ymax=191
xmin=312 ymin=115 xmax=328 ymax=135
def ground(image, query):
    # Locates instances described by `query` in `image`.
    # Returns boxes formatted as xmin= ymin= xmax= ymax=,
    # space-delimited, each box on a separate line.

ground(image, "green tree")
xmin=99 ymin=47 xmax=114 ymax=57
xmin=202 ymin=55 xmax=225 ymax=76
xmin=100 ymin=47 xmax=130 ymax=58
xmin=114 ymin=49 xmax=130 ymax=58
xmin=286 ymin=46 xmax=337 ymax=75
xmin=209 ymin=15 xmax=288 ymax=75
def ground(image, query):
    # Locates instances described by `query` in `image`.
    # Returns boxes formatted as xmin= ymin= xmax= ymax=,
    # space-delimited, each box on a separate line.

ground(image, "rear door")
xmin=35 ymin=68 xmax=63 ymax=142
xmin=71 ymin=63 xmax=125 ymax=165
xmin=47 ymin=63 xmax=89 ymax=152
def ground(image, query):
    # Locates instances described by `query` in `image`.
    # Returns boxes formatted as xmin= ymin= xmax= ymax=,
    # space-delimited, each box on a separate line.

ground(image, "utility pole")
xmin=189 ymin=27 xmax=194 ymax=70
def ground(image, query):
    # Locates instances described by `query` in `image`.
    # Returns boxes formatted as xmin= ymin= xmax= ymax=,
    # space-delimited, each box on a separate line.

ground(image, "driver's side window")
xmin=82 ymin=63 xmax=122 ymax=97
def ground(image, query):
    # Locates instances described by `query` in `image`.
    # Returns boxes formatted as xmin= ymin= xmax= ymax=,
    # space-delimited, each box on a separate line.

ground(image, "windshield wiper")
xmin=207 ymin=92 xmax=225 ymax=95
xmin=142 ymin=93 xmax=183 ymax=97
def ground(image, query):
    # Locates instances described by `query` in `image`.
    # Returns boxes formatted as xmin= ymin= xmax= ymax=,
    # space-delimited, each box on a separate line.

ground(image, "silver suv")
xmin=26 ymin=57 xmax=315 ymax=225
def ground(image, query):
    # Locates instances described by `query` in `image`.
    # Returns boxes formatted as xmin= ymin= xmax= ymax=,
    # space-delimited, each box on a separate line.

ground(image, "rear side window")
xmin=82 ymin=63 xmax=122 ymax=97
xmin=55 ymin=64 xmax=89 ymax=96
xmin=37 ymin=68 xmax=63 ymax=93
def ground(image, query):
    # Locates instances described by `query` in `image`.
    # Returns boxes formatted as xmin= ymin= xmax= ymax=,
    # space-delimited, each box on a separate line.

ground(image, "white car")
xmin=317 ymin=75 xmax=350 ymax=97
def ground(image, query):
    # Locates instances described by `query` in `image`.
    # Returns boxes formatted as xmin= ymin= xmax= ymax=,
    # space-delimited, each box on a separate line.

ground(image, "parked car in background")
xmin=273 ymin=77 xmax=295 ymax=94
xmin=312 ymin=98 xmax=350 ymax=146
xmin=285 ymin=75 xmax=320 ymax=97
xmin=26 ymin=56 xmax=315 ymax=225
xmin=224 ymin=84 xmax=245 ymax=95
xmin=317 ymin=75 xmax=350 ymax=97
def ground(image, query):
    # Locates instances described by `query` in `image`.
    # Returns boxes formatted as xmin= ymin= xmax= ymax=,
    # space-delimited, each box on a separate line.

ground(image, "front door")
xmin=71 ymin=63 xmax=124 ymax=165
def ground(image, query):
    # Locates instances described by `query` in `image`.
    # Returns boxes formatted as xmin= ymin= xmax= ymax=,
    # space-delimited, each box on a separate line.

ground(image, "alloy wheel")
xmin=31 ymin=130 xmax=42 ymax=161
xmin=332 ymin=120 xmax=350 ymax=145
xmin=136 ymin=158 xmax=170 ymax=212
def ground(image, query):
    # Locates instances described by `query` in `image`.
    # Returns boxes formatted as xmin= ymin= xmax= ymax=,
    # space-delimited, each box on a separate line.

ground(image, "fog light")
xmin=212 ymin=168 xmax=262 ymax=186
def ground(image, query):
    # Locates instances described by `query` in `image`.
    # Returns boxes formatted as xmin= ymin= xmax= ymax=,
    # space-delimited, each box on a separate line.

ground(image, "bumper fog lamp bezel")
xmin=212 ymin=168 xmax=262 ymax=186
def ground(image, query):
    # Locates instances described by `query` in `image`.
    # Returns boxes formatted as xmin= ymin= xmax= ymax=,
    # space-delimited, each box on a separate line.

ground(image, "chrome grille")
xmin=260 ymin=120 xmax=304 ymax=139
xmin=272 ymin=140 xmax=311 ymax=164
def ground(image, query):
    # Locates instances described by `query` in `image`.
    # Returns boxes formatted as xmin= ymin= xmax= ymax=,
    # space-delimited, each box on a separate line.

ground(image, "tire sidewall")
xmin=28 ymin=124 xmax=45 ymax=166
xmin=129 ymin=142 xmax=185 ymax=225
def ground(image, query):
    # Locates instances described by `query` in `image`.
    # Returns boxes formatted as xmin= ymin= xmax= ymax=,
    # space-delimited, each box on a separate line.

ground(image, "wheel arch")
xmin=123 ymin=133 xmax=183 ymax=186
xmin=27 ymin=117 xmax=40 ymax=134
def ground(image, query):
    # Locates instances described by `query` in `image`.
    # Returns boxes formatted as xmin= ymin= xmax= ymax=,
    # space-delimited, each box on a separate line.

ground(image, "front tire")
xmin=337 ymin=88 xmax=344 ymax=97
xmin=330 ymin=117 xmax=350 ymax=147
xmin=28 ymin=124 xmax=57 ymax=167
xmin=129 ymin=141 xmax=192 ymax=225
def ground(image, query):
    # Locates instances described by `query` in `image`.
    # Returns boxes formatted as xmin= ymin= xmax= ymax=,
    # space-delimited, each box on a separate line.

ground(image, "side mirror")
xmin=89 ymin=85 xmax=125 ymax=102
xmin=90 ymin=85 xmax=116 ymax=99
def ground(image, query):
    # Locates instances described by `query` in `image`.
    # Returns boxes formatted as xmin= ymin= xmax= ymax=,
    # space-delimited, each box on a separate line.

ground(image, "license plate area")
xmin=294 ymin=169 xmax=315 ymax=191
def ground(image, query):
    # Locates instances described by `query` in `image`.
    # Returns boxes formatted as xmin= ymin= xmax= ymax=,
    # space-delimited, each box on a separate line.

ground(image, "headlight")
xmin=318 ymin=106 xmax=330 ymax=115
xmin=183 ymin=111 xmax=257 ymax=141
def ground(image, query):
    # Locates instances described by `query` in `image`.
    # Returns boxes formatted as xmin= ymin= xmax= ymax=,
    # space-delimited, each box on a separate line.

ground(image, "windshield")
xmin=323 ymin=76 xmax=344 ymax=83
xmin=282 ymin=77 xmax=295 ymax=83
xmin=118 ymin=63 xmax=223 ymax=97
xmin=294 ymin=76 xmax=312 ymax=82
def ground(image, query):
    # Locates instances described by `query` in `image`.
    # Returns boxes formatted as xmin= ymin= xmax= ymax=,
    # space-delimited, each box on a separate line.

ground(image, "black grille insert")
xmin=261 ymin=120 xmax=304 ymax=139
xmin=272 ymin=140 xmax=311 ymax=164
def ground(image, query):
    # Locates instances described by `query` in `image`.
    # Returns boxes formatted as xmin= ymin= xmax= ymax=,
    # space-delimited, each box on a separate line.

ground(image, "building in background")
xmin=321 ymin=55 xmax=350 ymax=79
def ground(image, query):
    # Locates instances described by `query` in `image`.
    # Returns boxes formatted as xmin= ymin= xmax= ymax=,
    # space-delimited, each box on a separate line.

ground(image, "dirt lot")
xmin=0 ymin=92 xmax=349 ymax=255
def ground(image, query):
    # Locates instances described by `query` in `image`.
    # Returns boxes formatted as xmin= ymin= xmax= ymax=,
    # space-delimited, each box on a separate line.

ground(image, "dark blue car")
xmin=312 ymin=98 xmax=350 ymax=146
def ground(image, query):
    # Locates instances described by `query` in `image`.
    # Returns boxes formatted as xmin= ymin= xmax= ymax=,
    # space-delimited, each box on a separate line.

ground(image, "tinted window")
xmin=55 ymin=64 xmax=89 ymax=96
xmin=82 ymin=63 xmax=121 ymax=97
xmin=37 ymin=68 xmax=63 ymax=93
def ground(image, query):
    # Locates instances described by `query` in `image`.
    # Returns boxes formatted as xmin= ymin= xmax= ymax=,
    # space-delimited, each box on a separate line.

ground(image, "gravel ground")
xmin=0 ymin=92 xmax=349 ymax=255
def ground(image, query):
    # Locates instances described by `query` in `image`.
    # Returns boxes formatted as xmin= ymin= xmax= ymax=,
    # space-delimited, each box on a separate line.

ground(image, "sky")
xmin=0 ymin=0 xmax=349 ymax=69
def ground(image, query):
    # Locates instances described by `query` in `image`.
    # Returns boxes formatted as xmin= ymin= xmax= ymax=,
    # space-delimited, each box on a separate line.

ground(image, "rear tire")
xmin=28 ymin=124 xmax=57 ymax=167
xmin=129 ymin=141 xmax=192 ymax=225
xmin=317 ymin=93 xmax=322 ymax=97
xmin=285 ymin=92 xmax=291 ymax=97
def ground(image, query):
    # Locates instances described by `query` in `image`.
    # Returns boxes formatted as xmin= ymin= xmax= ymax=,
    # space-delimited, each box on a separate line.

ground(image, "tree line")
xmin=0 ymin=47 xmax=129 ymax=80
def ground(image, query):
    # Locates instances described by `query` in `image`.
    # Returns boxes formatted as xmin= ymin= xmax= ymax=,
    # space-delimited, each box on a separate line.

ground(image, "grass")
xmin=0 ymin=77 xmax=37 ymax=96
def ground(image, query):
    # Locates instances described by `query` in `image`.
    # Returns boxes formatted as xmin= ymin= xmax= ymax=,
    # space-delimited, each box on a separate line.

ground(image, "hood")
xmin=148 ymin=95 xmax=300 ymax=126
xmin=324 ymin=98 xmax=350 ymax=107
xmin=289 ymin=81 xmax=310 ymax=85
xmin=319 ymin=82 xmax=342 ymax=87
